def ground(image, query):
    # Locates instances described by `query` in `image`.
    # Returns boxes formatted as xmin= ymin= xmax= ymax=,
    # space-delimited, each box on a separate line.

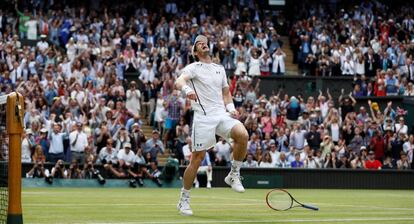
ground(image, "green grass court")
xmin=23 ymin=188 xmax=414 ymax=224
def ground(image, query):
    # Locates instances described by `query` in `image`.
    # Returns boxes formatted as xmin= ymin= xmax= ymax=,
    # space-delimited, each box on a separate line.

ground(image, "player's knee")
xmin=233 ymin=126 xmax=248 ymax=143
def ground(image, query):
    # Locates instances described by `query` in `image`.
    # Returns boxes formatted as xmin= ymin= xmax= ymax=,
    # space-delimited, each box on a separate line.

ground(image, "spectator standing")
xmin=126 ymin=81 xmax=141 ymax=115
xmin=69 ymin=122 xmax=88 ymax=163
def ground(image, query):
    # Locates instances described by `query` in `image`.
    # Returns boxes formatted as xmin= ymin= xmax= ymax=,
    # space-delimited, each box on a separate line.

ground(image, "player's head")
xmin=192 ymin=35 xmax=209 ymax=61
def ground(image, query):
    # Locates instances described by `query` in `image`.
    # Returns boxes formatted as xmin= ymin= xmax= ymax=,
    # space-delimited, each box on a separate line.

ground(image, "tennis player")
xmin=175 ymin=35 xmax=248 ymax=216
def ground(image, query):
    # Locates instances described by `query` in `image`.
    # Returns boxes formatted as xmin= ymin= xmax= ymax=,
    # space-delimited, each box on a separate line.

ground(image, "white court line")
xmin=315 ymin=202 xmax=414 ymax=211
xmin=24 ymin=201 xmax=414 ymax=212
xmin=23 ymin=203 xmax=262 ymax=207
xmin=87 ymin=217 xmax=414 ymax=224
xmin=195 ymin=196 xmax=414 ymax=211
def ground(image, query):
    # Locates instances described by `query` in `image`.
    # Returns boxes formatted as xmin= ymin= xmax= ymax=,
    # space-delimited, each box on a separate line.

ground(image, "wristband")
xmin=181 ymin=85 xmax=193 ymax=95
xmin=226 ymin=103 xmax=236 ymax=112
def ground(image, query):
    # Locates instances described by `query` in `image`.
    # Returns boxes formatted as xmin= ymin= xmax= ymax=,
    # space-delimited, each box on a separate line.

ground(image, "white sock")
xmin=181 ymin=188 xmax=191 ymax=198
xmin=230 ymin=160 xmax=243 ymax=175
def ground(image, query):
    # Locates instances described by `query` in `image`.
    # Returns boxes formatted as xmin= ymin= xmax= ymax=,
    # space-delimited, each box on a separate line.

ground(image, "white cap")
xmin=191 ymin=35 xmax=208 ymax=59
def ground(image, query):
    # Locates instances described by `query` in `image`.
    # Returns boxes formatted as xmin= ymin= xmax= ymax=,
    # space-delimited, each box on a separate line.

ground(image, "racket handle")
xmin=303 ymin=204 xmax=319 ymax=211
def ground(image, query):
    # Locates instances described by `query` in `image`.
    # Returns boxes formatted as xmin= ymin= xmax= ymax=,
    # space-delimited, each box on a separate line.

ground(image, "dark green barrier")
xmin=243 ymin=174 xmax=283 ymax=189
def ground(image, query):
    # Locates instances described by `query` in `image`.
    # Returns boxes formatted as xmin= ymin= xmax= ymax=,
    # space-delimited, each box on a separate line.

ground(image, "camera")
xmin=93 ymin=170 xmax=106 ymax=185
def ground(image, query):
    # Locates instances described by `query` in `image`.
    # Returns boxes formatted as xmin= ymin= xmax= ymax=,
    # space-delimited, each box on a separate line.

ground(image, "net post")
xmin=6 ymin=92 xmax=24 ymax=224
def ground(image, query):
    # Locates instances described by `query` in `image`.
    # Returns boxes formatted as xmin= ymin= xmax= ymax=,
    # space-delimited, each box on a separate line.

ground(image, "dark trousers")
xmin=48 ymin=153 xmax=64 ymax=163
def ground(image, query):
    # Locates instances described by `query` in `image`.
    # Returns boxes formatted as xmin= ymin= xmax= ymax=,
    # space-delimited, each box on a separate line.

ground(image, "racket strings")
xmin=267 ymin=191 xmax=293 ymax=211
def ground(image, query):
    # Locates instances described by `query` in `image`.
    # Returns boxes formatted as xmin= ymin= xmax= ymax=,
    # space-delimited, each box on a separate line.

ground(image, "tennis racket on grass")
xmin=266 ymin=189 xmax=319 ymax=211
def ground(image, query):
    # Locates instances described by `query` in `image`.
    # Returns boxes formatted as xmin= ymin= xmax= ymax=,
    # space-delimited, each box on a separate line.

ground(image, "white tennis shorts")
xmin=192 ymin=112 xmax=241 ymax=151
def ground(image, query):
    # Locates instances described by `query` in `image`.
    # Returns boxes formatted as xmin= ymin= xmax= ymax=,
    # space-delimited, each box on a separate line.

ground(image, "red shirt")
xmin=365 ymin=159 xmax=382 ymax=170
xmin=370 ymin=136 xmax=385 ymax=159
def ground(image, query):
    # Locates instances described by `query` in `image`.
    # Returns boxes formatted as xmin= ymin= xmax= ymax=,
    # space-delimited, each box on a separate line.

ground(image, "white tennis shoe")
xmin=177 ymin=196 xmax=193 ymax=216
xmin=224 ymin=173 xmax=245 ymax=193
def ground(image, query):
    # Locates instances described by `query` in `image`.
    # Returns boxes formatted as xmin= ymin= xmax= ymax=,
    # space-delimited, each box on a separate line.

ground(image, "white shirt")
xmin=139 ymin=68 xmax=155 ymax=83
xmin=395 ymin=123 xmax=408 ymax=135
xmin=97 ymin=147 xmax=118 ymax=164
xmin=259 ymin=161 xmax=274 ymax=168
xmin=36 ymin=41 xmax=49 ymax=52
xmin=269 ymin=150 xmax=280 ymax=166
xmin=71 ymin=90 xmax=86 ymax=105
xmin=214 ymin=141 xmax=231 ymax=162
xmin=21 ymin=138 xmax=32 ymax=163
xmin=182 ymin=144 xmax=192 ymax=161
xmin=69 ymin=130 xmax=88 ymax=153
xmin=182 ymin=62 xmax=228 ymax=115
xmin=117 ymin=149 xmax=136 ymax=166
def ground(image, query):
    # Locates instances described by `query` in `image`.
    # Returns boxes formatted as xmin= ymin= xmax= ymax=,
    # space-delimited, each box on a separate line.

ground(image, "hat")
xmin=385 ymin=126 xmax=392 ymax=131
xmin=124 ymin=142 xmax=131 ymax=149
xmin=25 ymin=129 xmax=33 ymax=135
xmin=191 ymin=35 xmax=208 ymax=58
xmin=40 ymin=34 xmax=47 ymax=38
xmin=40 ymin=128 xmax=48 ymax=133
xmin=360 ymin=146 xmax=367 ymax=151
xmin=368 ymin=150 xmax=375 ymax=155
xmin=314 ymin=107 xmax=321 ymax=111
xmin=152 ymin=129 xmax=160 ymax=134
xmin=132 ymin=123 xmax=139 ymax=127
xmin=76 ymin=121 xmax=82 ymax=126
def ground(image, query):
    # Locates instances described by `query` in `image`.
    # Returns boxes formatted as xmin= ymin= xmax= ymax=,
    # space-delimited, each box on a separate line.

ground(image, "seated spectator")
xmin=26 ymin=160 xmax=47 ymax=178
xmin=242 ymin=153 xmax=258 ymax=168
xmin=351 ymin=153 xmax=365 ymax=169
xmin=397 ymin=152 xmax=410 ymax=169
xmin=259 ymin=152 xmax=274 ymax=168
xmin=97 ymin=139 xmax=117 ymax=165
xmin=336 ymin=154 xmax=351 ymax=168
xmin=365 ymin=151 xmax=382 ymax=170
xmin=181 ymin=137 xmax=193 ymax=165
xmin=382 ymin=155 xmax=396 ymax=169
xmin=147 ymin=162 xmax=162 ymax=186
xmin=291 ymin=152 xmax=304 ymax=168
xmin=194 ymin=153 xmax=213 ymax=189
xmin=214 ymin=138 xmax=231 ymax=167
xmin=304 ymin=154 xmax=319 ymax=168
xmin=275 ymin=152 xmax=291 ymax=168
xmin=67 ymin=159 xmax=83 ymax=179
xmin=50 ymin=159 xmax=68 ymax=179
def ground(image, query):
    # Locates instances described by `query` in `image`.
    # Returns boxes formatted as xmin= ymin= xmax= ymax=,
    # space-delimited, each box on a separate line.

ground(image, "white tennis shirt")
xmin=182 ymin=62 xmax=228 ymax=115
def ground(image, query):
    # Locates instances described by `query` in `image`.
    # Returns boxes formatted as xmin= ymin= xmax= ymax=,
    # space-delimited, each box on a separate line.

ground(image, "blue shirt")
xmin=291 ymin=160 xmax=304 ymax=168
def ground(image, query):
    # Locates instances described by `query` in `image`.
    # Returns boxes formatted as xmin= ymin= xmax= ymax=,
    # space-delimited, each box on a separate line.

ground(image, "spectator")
xmin=67 ymin=159 xmax=83 ymax=179
xmin=365 ymin=151 xmax=382 ymax=170
xmin=21 ymin=129 xmax=34 ymax=163
xmin=194 ymin=152 xmax=213 ymax=189
xmin=125 ymin=81 xmax=141 ymax=116
xmin=259 ymin=152 xmax=273 ymax=168
xmin=69 ymin=122 xmax=88 ymax=164
xmin=97 ymin=139 xmax=117 ymax=165
xmin=275 ymin=152 xmax=291 ymax=168
xmin=397 ymin=152 xmax=410 ymax=169
xmin=144 ymin=130 xmax=164 ymax=162
xmin=48 ymin=122 xmax=68 ymax=163
xmin=242 ymin=153 xmax=259 ymax=168
xmin=214 ymin=138 xmax=231 ymax=167
xmin=291 ymin=152 xmax=304 ymax=168
xmin=304 ymin=154 xmax=319 ymax=168
xmin=50 ymin=159 xmax=68 ymax=179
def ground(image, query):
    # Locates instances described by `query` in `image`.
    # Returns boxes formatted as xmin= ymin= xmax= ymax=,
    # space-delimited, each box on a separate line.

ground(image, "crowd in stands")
xmin=0 ymin=0 xmax=413 ymax=185
xmin=289 ymin=1 xmax=414 ymax=96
